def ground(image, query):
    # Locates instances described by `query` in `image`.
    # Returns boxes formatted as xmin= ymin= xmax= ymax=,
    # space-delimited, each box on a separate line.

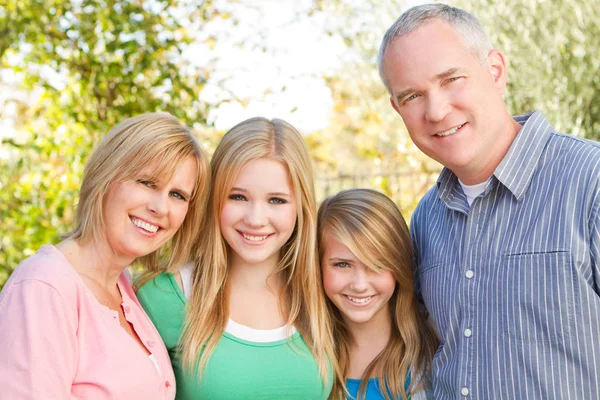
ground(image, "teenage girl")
xmin=317 ymin=188 xmax=439 ymax=400
xmin=137 ymin=117 xmax=336 ymax=399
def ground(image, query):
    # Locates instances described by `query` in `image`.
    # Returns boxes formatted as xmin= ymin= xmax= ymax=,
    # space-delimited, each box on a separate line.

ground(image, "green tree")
xmin=0 ymin=0 xmax=217 ymax=287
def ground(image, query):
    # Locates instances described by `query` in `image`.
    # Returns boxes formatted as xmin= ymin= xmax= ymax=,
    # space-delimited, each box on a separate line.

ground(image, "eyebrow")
xmin=436 ymin=67 xmax=461 ymax=80
xmin=327 ymin=257 xmax=353 ymax=262
xmin=230 ymin=187 xmax=292 ymax=198
xmin=395 ymin=67 xmax=462 ymax=103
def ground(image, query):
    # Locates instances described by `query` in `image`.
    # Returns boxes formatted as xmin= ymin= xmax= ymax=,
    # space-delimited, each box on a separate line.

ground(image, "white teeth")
xmin=242 ymin=232 xmax=269 ymax=242
xmin=131 ymin=218 xmax=159 ymax=233
xmin=346 ymin=295 xmax=372 ymax=304
xmin=437 ymin=123 xmax=465 ymax=137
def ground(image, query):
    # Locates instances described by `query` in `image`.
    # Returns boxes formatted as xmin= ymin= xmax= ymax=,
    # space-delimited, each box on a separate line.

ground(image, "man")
xmin=378 ymin=3 xmax=600 ymax=399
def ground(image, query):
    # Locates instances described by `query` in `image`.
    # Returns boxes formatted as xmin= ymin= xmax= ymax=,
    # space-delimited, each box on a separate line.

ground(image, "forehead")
xmin=322 ymin=233 xmax=356 ymax=257
xmin=383 ymin=20 xmax=479 ymax=93
xmin=233 ymin=158 xmax=292 ymax=192
xmin=136 ymin=156 xmax=197 ymax=188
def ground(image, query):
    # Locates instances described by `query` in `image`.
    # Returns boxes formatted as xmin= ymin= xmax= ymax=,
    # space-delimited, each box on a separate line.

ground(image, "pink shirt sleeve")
xmin=0 ymin=279 xmax=79 ymax=399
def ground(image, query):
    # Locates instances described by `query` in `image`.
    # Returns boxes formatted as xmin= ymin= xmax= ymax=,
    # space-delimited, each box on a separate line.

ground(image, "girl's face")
xmin=220 ymin=158 xmax=297 ymax=268
xmin=322 ymin=233 xmax=396 ymax=328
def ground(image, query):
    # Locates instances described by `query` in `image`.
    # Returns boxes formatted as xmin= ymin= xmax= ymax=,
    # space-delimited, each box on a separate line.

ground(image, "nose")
xmin=424 ymin=91 xmax=451 ymax=123
xmin=243 ymin=202 xmax=268 ymax=227
xmin=147 ymin=192 xmax=168 ymax=217
xmin=349 ymin=268 xmax=369 ymax=293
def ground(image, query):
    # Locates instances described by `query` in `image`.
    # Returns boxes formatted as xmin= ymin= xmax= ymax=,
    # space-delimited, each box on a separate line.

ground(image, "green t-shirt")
xmin=137 ymin=273 xmax=333 ymax=399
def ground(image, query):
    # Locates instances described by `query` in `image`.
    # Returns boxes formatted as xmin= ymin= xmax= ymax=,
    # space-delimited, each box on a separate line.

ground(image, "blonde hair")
xmin=181 ymin=117 xmax=337 ymax=385
xmin=67 ymin=112 xmax=210 ymax=273
xmin=317 ymin=189 xmax=439 ymax=400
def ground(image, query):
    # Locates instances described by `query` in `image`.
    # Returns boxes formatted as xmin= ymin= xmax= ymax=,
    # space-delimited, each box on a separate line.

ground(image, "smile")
xmin=436 ymin=122 xmax=466 ymax=137
xmin=240 ymin=231 xmax=270 ymax=242
xmin=344 ymin=295 xmax=374 ymax=305
xmin=131 ymin=217 xmax=160 ymax=233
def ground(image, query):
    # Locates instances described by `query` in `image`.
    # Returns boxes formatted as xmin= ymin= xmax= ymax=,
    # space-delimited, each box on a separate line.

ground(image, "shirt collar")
xmin=494 ymin=110 xmax=553 ymax=200
xmin=437 ymin=110 xmax=554 ymax=204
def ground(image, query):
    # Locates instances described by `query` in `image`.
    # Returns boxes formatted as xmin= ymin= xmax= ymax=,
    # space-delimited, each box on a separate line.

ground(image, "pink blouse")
xmin=0 ymin=245 xmax=176 ymax=399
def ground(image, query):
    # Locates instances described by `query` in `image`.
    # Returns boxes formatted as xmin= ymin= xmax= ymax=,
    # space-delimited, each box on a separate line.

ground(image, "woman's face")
xmin=102 ymin=156 xmax=197 ymax=262
xmin=219 ymin=158 xmax=297 ymax=268
xmin=321 ymin=233 xmax=396 ymax=329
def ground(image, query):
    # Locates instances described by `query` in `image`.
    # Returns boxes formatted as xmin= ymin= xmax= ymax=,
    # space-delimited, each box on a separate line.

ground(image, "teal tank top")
xmin=137 ymin=272 xmax=332 ymax=399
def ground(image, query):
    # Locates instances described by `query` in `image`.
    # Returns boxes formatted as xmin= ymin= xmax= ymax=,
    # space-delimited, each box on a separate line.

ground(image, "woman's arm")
xmin=0 ymin=279 xmax=78 ymax=398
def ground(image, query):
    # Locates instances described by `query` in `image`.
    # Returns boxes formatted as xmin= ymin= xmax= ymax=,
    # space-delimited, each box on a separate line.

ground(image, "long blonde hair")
xmin=317 ymin=189 xmax=439 ymax=400
xmin=181 ymin=117 xmax=336 ymax=385
xmin=67 ymin=112 xmax=210 ymax=273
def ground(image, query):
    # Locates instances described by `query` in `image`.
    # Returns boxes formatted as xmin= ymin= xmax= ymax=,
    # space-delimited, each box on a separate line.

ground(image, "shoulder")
xmin=416 ymin=185 xmax=440 ymax=208
xmin=411 ymin=185 xmax=441 ymax=226
xmin=0 ymin=246 xmax=82 ymax=330
xmin=546 ymin=131 xmax=600 ymax=168
xmin=4 ymin=245 xmax=81 ymax=297
xmin=539 ymin=132 xmax=600 ymax=197
xmin=136 ymin=272 xmax=185 ymax=321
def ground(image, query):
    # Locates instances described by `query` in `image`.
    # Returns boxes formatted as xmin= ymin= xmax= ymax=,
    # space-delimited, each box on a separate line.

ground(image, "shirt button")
xmin=124 ymin=305 xmax=131 ymax=313
xmin=465 ymin=270 xmax=474 ymax=279
xmin=147 ymin=340 xmax=155 ymax=347
xmin=461 ymin=387 xmax=469 ymax=396
xmin=464 ymin=328 xmax=472 ymax=337
xmin=165 ymin=381 xmax=172 ymax=388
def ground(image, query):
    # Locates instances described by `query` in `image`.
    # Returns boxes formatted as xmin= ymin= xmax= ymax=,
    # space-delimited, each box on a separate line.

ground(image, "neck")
xmin=56 ymin=237 xmax=130 ymax=290
xmin=456 ymin=115 xmax=522 ymax=185
xmin=344 ymin=306 xmax=393 ymax=379
xmin=347 ymin=307 xmax=392 ymax=352
xmin=228 ymin=253 xmax=284 ymax=292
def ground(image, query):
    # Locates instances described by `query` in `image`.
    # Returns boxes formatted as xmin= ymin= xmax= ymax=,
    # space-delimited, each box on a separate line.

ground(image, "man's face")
xmin=382 ymin=20 xmax=509 ymax=184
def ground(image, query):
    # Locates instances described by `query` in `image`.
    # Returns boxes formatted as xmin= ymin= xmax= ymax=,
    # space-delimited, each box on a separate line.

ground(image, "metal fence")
xmin=315 ymin=168 xmax=440 ymax=218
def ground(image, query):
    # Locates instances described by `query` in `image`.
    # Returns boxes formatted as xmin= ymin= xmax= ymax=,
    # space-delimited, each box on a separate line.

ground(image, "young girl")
xmin=137 ymin=117 xmax=336 ymax=399
xmin=317 ymin=188 xmax=439 ymax=400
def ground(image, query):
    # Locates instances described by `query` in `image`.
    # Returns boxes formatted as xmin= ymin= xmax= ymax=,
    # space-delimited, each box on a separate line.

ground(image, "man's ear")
xmin=487 ymin=49 xmax=508 ymax=94
xmin=390 ymin=96 xmax=401 ymax=114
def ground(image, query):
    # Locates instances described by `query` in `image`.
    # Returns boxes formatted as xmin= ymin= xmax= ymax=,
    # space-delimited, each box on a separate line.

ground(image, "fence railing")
xmin=315 ymin=168 xmax=440 ymax=218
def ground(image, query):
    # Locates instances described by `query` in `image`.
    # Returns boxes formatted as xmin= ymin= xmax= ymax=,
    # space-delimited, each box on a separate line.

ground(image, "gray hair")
xmin=377 ymin=3 xmax=493 ymax=94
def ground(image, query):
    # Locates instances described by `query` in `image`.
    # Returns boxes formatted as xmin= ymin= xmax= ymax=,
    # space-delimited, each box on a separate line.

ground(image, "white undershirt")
xmin=178 ymin=264 xmax=296 ymax=342
xmin=458 ymin=178 xmax=489 ymax=206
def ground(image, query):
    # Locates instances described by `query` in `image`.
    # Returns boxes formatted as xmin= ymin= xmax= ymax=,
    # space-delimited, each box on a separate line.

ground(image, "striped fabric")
xmin=411 ymin=111 xmax=600 ymax=399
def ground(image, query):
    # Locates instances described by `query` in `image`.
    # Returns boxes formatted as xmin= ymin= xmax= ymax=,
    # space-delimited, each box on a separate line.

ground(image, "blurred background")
xmin=1 ymin=0 xmax=599 ymax=287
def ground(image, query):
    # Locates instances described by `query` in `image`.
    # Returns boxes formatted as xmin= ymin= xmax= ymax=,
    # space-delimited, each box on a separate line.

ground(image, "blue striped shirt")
xmin=411 ymin=111 xmax=600 ymax=399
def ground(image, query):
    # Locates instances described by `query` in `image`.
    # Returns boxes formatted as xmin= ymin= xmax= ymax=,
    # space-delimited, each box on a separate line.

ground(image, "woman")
xmin=0 ymin=112 xmax=209 ymax=399
xmin=137 ymin=117 xmax=337 ymax=399
xmin=318 ymin=189 xmax=439 ymax=399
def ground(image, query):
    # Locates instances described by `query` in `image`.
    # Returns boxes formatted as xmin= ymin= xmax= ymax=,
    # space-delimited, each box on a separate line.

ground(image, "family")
xmin=1 ymin=4 xmax=598 ymax=400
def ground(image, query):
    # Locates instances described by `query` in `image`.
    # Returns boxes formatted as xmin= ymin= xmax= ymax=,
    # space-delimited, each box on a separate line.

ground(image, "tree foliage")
xmin=0 ymin=0 xmax=216 ymax=287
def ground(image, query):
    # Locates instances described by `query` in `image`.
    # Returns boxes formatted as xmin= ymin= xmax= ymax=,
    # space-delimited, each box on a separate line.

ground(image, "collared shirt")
xmin=411 ymin=111 xmax=600 ymax=399
xmin=0 ymin=245 xmax=176 ymax=400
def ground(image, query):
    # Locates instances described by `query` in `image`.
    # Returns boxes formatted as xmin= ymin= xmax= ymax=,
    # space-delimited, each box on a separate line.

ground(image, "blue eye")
xmin=170 ymin=191 xmax=187 ymax=201
xmin=229 ymin=194 xmax=247 ymax=201
xmin=404 ymin=93 xmax=419 ymax=103
xmin=333 ymin=261 xmax=350 ymax=268
xmin=269 ymin=197 xmax=287 ymax=204
xmin=137 ymin=179 xmax=155 ymax=188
